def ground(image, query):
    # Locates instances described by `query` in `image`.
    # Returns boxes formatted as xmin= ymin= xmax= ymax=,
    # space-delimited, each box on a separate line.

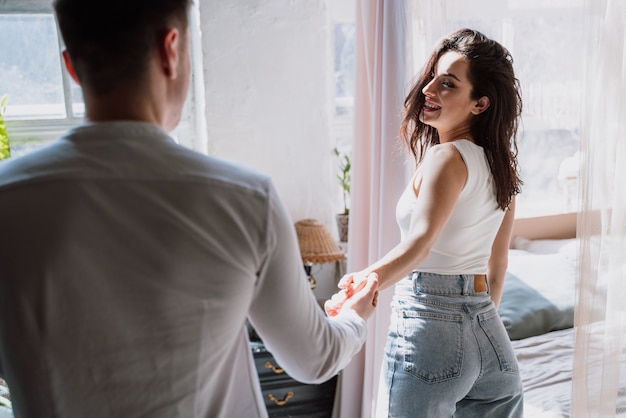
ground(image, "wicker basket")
xmin=294 ymin=219 xmax=345 ymax=264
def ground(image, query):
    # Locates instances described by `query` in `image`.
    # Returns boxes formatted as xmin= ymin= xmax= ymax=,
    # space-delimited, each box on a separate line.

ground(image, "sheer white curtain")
xmin=334 ymin=1 xmax=410 ymax=417
xmin=335 ymin=0 xmax=626 ymax=416
xmin=571 ymin=0 xmax=626 ymax=416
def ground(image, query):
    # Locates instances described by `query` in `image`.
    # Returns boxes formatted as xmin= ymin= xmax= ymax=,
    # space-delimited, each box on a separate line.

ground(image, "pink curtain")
xmin=334 ymin=1 xmax=410 ymax=417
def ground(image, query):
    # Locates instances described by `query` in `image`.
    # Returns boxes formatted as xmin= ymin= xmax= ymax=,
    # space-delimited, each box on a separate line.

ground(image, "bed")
xmin=500 ymin=212 xmax=626 ymax=417
xmin=502 ymin=231 xmax=577 ymax=417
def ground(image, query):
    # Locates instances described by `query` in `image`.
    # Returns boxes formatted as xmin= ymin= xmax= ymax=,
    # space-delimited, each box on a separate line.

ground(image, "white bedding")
xmin=513 ymin=328 xmax=575 ymax=417
xmin=506 ymin=237 xmax=579 ymax=417
xmin=513 ymin=321 xmax=626 ymax=418
xmin=499 ymin=239 xmax=578 ymax=341
xmin=506 ymin=234 xmax=626 ymax=417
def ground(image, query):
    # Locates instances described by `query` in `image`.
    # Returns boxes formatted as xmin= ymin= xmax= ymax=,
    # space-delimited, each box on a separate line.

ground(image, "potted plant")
xmin=333 ymin=147 xmax=351 ymax=242
xmin=0 ymin=94 xmax=10 ymax=160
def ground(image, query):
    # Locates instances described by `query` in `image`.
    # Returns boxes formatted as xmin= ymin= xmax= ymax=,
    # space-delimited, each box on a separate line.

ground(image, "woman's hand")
xmin=325 ymin=273 xmax=379 ymax=319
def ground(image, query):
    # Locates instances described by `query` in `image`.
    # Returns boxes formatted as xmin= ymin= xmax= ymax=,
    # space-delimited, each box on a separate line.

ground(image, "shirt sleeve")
xmin=247 ymin=181 xmax=367 ymax=384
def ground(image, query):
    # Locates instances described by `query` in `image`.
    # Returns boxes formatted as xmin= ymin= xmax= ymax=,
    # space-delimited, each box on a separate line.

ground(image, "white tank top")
xmin=395 ymin=139 xmax=506 ymax=274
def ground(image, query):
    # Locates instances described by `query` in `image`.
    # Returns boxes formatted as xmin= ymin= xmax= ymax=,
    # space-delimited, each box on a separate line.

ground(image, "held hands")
xmin=324 ymin=272 xmax=379 ymax=320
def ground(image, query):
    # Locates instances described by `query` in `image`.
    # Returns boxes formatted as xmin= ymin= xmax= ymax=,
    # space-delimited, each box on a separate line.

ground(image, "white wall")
xmin=198 ymin=0 xmax=338 ymax=231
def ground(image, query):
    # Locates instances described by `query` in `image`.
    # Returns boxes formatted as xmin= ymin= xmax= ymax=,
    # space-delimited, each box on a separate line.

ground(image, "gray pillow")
xmin=498 ymin=272 xmax=574 ymax=340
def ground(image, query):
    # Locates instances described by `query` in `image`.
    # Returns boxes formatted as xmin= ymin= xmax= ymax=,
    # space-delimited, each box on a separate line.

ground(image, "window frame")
xmin=0 ymin=0 xmax=52 ymax=13
xmin=2 ymin=1 xmax=82 ymax=148
xmin=1 ymin=0 xmax=207 ymax=154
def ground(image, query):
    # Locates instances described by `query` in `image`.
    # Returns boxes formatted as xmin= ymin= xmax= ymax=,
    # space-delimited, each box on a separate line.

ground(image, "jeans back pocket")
xmin=400 ymin=310 xmax=464 ymax=383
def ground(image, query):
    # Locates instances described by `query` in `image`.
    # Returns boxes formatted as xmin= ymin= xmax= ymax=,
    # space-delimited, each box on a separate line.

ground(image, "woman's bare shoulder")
xmin=423 ymin=143 xmax=465 ymax=169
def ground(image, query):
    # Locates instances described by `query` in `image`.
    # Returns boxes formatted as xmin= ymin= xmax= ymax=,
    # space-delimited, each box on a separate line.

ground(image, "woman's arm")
xmin=486 ymin=197 xmax=516 ymax=308
xmin=352 ymin=143 xmax=467 ymax=290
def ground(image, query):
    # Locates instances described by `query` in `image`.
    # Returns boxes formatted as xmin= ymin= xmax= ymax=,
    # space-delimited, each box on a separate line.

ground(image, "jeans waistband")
xmin=410 ymin=271 xmax=489 ymax=296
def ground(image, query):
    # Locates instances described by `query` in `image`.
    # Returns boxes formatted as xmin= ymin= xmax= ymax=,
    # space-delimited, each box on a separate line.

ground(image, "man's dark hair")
xmin=53 ymin=0 xmax=192 ymax=94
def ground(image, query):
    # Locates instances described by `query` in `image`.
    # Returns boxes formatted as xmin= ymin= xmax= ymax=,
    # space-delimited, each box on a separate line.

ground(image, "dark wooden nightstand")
xmin=250 ymin=341 xmax=337 ymax=417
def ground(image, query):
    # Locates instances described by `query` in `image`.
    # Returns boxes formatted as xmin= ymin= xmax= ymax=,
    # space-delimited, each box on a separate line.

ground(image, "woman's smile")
xmin=423 ymin=100 xmax=441 ymax=112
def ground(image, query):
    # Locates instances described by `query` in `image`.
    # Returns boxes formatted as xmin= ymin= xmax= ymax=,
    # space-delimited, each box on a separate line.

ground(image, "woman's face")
xmin=419 ymin=51 xmax=481 ymax=141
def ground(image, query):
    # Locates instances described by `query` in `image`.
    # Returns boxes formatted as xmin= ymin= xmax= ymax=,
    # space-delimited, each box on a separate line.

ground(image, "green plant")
xmin=333 ymin=147 xmax=351 ymax=215
xmin=0 ymin=95 xmax=10 ymax=160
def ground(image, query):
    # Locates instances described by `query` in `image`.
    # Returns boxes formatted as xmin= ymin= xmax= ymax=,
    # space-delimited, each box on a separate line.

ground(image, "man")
xmin=0 ymin=1 xmax=378 ymax=417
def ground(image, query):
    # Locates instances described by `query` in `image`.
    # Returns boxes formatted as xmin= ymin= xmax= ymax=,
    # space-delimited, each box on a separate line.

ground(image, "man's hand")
xmin=324 ymin=273 xmax=379 ymax=320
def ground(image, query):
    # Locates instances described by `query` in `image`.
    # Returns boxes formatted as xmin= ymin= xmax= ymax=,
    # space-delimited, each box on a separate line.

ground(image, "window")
xmin=0 ymin=2 xmax=75 ymax=156
xmin=330 ymin=0 xmax=356 ymax=217
xmin=330 ymin=0 xmax=356 ymax=149
xmin=0 ymin=13 xmax=83 ymax=121
xmin=0 ymin=0 xmax=206 ymax=157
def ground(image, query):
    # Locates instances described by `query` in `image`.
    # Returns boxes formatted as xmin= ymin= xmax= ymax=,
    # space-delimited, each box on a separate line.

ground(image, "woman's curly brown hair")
xmin=401 ymin=28 xmax=523 ymax=210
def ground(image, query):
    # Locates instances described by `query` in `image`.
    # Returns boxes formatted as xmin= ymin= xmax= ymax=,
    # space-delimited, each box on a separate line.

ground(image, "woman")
xmin=327 ymin=28 xmax=524 ymax=417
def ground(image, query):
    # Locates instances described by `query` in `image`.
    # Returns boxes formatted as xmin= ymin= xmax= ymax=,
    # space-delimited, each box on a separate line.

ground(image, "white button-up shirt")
xmin=0 ymin=122 xmax=366 ymax=418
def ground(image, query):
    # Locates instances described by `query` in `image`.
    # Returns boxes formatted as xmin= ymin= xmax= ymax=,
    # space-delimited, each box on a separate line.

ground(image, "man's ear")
xmin=159 ymin=28 xmax=181 ymax=79
xmin=62 ymin=50 xmax=80 ymax=85
xmin=471 ymin=96 xmax=490 ymax=115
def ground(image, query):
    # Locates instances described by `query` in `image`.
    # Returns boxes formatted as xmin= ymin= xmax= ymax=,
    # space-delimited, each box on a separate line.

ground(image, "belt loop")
xmin=462 ymin=275 xmax=469 ymax=295
xmin=411 ymin=271 xmax=419 ymax=293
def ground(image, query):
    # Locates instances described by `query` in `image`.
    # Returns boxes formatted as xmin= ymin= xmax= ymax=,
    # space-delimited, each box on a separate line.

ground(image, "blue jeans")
xmin=376 ymin=272 xmax=523 ymax=418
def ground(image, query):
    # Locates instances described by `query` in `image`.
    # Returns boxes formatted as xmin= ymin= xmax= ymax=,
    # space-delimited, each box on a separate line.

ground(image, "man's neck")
xmin=82 ymin=78 xmax=166 ymax=128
